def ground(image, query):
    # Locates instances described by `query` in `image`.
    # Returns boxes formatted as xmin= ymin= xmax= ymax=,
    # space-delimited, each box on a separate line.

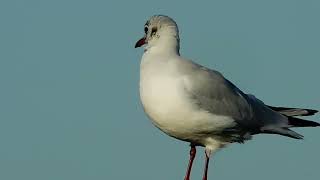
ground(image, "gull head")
xmin=135 ymin=15 xmax=180 ymax=53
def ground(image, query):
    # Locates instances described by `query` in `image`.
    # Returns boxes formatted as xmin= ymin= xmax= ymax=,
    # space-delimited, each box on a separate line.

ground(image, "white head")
xmin=135 ymin=15 xmax=180 ymax=54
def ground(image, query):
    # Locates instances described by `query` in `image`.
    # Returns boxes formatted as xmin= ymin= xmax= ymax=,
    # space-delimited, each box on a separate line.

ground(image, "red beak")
xmin=135 ymin=37 xmax=146 ymax=48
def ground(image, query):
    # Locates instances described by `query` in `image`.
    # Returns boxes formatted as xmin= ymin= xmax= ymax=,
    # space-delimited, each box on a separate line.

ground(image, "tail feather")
xmin=261 ymin=127 xmax=304 ymax=139
xmin=262 ymin=105 xmax=319 ymax=139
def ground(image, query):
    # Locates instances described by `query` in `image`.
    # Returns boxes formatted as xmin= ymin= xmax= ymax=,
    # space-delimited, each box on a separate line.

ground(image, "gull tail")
xmin=269 ymin=106 xmax=320 ymax=127
xmin=262 ymin=106 xmax=319 ymax=139
xmin=260 ymin=127 xmax=305 ymax=139
xmin=268 ymin=105 xmax=319 ymax=128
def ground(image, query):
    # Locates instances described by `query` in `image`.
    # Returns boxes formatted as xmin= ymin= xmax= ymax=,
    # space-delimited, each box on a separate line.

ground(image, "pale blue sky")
xmin=1 ymin=0 xmax=319 ymax=180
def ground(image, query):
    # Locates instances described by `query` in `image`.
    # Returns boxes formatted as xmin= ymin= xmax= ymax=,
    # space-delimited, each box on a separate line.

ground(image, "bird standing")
xmin=135 ymin=15 xmax=319 ymax=180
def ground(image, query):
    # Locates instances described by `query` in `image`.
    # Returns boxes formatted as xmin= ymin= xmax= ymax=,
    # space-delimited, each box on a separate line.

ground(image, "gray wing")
xmin=182 ymin=63 xmax=255 ymax=126
xmin=181 ymin=61 xmax=303 ymax=139
xmin=181 ymin=61 xmax=284 ymax=130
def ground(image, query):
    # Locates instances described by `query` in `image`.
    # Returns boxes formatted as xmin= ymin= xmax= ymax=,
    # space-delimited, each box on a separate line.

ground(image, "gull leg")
xmin=184 ymin=144 xmax=196 ymax=180
xmin=202 ymin=149 xmax=211 ymax=180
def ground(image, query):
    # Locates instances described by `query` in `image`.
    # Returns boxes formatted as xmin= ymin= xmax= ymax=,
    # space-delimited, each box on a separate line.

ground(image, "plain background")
xmin=1 ymin=0 xmax=319 ymax=180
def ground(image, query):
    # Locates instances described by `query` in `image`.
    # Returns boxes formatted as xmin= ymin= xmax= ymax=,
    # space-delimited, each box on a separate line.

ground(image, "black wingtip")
xmin=304 ymin=109 xmax=319 ymax=116
xmin=288 ymin=117 xmax=320 ymax=127
xmin=268 ymin=106 xmax=319 ymax=116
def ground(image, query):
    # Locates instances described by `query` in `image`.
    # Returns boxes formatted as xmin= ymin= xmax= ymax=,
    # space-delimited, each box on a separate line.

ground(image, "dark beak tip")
xmin=135 ymin=37 xmax=146 ymax=48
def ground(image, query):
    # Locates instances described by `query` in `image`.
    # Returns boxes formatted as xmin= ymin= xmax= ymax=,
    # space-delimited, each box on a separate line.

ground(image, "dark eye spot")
xmin=144 ymin=27 xmax=148 ymax=33
xmin=151 ymin=27 xmax=157 ymax=35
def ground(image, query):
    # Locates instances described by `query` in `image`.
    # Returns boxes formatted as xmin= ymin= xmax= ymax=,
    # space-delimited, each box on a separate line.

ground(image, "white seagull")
xmin=135 ymin=15 xmax=319 ymax=180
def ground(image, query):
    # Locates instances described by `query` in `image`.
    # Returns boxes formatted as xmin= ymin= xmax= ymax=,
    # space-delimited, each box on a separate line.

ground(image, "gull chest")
xmin=139 ymin=67 xmax=197 ymax=138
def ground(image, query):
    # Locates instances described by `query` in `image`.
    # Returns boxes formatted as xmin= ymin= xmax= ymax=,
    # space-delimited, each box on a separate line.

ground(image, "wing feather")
xmin=181 ymin=63 xmax=255 ymax=128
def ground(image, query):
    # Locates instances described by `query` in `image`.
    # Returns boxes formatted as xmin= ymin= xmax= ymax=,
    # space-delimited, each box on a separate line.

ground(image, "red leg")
xmin=202 ymin=149 xmax=211 ymax=180
xmin=184 ymin=144 xmax=196 ymax=180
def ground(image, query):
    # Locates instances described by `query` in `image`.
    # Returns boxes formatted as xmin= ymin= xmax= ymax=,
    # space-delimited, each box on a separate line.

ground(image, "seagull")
xmin=135 ymin=15 xmax=319 ymax=180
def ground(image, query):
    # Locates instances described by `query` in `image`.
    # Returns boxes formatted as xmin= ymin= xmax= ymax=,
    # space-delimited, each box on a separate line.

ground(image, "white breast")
xmin=140 ymin=62 xmax=193 ymax=136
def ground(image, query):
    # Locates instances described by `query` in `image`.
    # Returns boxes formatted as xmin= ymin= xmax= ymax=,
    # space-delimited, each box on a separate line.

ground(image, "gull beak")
xmin=135 ymin=36 xmax=146 ymax=48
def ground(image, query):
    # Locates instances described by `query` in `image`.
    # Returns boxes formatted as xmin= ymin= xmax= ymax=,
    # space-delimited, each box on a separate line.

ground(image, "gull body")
xmin=135 ymin=15 xmax=319 ymax=180
xmin=140 ymin=51 xmax=236 ymax=150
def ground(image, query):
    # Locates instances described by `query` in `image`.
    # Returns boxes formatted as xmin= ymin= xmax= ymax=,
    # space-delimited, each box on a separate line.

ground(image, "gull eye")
xmin=144 ymin=27 xmax=148 ymax=33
